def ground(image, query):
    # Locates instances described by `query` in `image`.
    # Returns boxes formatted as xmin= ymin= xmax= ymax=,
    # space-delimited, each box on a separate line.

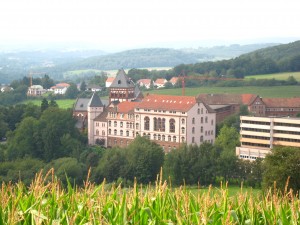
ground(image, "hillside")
xmin=0 ymin=43 xmax=277 ymax=83
xmin=174 ymin=40 xmax=300 ymax=78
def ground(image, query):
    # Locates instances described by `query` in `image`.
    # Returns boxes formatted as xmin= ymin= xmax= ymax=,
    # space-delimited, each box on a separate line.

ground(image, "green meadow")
xmin=147 ymin=86 xmax=300 ymax=98
xmin=24 ymin=99 xmax=75 ymax=109
xmin=245 ymin=71 xmax=300 ymax=81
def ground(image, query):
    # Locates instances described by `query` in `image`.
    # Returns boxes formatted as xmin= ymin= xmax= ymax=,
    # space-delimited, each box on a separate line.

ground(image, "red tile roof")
xmin=56 ymin=83 xmax=70 ymax=87
xmin=137 ymin=79 xmax=151 ymax=85
xmin=169 ymin=77 xmax=178 ymax=84
xmin=263 ymin=98 xmax=300 ymax=108
xmin=137 ymin=94 xmax=196 ymax=112
xmin=117 ymin=101 xmax=140 ymax=113
xmin=154 ymin=78 xmax=167 ymax=85
xmin=106 ymin=77 xmax=115 ymax=82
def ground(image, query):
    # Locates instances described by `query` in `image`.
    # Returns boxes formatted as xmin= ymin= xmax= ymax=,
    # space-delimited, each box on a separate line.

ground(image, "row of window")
xmin=241 ymin=120 xmax=270 ymax=125
xmin=274 ymin=122 xmax=300 ymax=128
xmin=241 ymin=135 xmax=270 ymax=140
xmin=241 ymin=142 xmax=270 ymax=148
xmin=108 ymin=129 xmax=135 ymax=137
xmin=273 ymin=137 xmax=300 ymax=143
xmin=241 ymin=127 xmax=270 ymax=133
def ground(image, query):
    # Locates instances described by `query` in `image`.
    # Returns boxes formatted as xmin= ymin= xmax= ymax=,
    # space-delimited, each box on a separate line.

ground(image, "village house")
xmin=50 ymin=83 xmax=70 ymax=95
xmin=169 ymin=77 xmax=179 ymax=86
xmin=137 ymin=79 xmax=152 ymax=89
xmin=27 ymin=85 xmax=46 ymax=96
xmin=153 ymin=78 xmax=167 ymax=88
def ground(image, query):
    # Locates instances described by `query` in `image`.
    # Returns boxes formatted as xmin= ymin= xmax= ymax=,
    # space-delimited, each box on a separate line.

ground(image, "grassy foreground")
xmin=24 ymin=99 xmax=75 ymax=109
xmin=0 ymin=170 xmax=299 ymax=224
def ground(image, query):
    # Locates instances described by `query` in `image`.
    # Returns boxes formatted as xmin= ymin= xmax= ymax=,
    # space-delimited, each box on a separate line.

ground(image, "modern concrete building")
xmin=236 ymin=116 xmax=300 ymax=160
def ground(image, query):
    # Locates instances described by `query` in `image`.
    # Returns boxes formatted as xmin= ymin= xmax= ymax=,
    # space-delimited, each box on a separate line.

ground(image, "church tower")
xmin=109 ymin=69 xmax=136 ymax=103
xmin=87 ymin=92 xmax=103 ymax=145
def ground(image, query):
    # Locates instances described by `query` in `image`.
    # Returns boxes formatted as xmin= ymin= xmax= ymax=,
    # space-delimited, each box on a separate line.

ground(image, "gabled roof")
xmin=106 ymin=77 xmax=115 ymax=83
xmin=137 ymin=79 xmax=151 ymax=85
xmin=110 ymin=69 xmax=135 ymax=88
xmin=88 ymin=92 xmax=103 ymax=107
xmin=95 ymin=109 xmax=109 ymax=122
xmin=73 ymin=98 xmax=90 ymax=111
xmin=154 ymin=78 xmax=167 ymax=85
xmin=137 ymin=94 xmax=196 ymax=112
xmin=56 ymin=83 xmax=70 ymax=87
xmin=169 ymin=77 xmax=178 ymax=84
xmin=197 ymin=93 xmax=258 ymax=105
xmin=263 ymin=97 xmax=300 ymax=108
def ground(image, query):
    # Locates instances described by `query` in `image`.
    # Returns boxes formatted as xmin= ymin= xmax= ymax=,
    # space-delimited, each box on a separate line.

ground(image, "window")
xmin=201 ymin=108 xmax=203 ymax=114
xmin=192 ymin=127 xmax=195 ymax=134
xmin=144 ymin=117 xmax=150 ymax=130
xmin=114 ymin=129 xmax=117 ymax=135
xmin=197 ymin=108 xmax=200 ymax=114
xmin=169 ymin=119 xmax=175 ymax=133
xmin=201 ymin=126 xmax=203 ymax=133
xmin=96 ymin=122 xmax=99 ymax=127
xmin=153 ymin=134 xmax=157 ymax=140
xmin=201 ymin=117 xmax=203 ymax=123
xmin=168 ymin=135 xmax=171 ymax=141
xmin=181 ymin=127 xmax=185 ymax=134
xmin=136 ymin=123 xmax=139 ymax=129
xmin=120 ymin=122 xmax=123 ymax=127
xmin=126 ymin=130 xmax=129 ymax=136
xmin=181 ymin=118 xmax=185 ymax=124
xmin=205 ymin=116 xmax=208 ymax=123
xmin=108 ymin=121 xmax=111 ymax=127
xmin=173 ymin=136 xmax=176 ymax=142
xmin=114 ymin=121 xmax=117 ymax=127
xmin=192 ymin=117 xmax=195 ymax=124
xmin=181 ymin=137 xmax=185 ymax=142
xmin=154 ymin=117 xmax=157 ymax=131
xmin=120 ymin=130 xmax=123 ymax=136
xmin=108 ymin=129 xmax=111 ymax=135
xmin=136 ymin=115 xmax=139 ymax=119
xmin=162 ymin=135 xmax=165 ymax=141
xmin=102 ymin=131 xmax=105 ymax=136
xmin=158 ymin=134 xmax=161 ymax=140
xmin=211 ymin=119 xmax=214 ymax=125
xmin=96 ymin=129 xmax=99 ymax=135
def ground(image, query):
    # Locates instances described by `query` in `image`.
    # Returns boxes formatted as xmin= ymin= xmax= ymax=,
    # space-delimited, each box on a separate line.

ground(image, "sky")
xmin=0 ymin=0 xmax=299 ymax=51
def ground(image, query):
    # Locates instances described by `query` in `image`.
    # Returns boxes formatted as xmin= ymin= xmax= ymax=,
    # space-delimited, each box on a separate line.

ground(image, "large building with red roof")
xmin=87 ymin=69 xmax=216 ymax=149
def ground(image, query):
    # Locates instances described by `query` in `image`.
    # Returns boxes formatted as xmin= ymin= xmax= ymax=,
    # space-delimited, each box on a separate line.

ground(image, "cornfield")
xmin=0 ymin=169 xmax=299 ymax=224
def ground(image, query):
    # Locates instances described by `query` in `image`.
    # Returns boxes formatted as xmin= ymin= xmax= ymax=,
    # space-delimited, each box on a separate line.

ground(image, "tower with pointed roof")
xmin=88 ymin=92 xmax=104 ymax=144
xmin=109 ymin=69 xmax=136 ymax=103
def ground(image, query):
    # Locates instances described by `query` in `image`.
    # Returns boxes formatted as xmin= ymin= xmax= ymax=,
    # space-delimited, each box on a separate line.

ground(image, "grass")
xmin=24 ymin=99 xmax=75 ymax=109
xmin=0 ymin=170 xmax=299 ymax=224
xmin=147 ymin=86 xmax=300 ymax=98
xmin=245 ymin=71 xmax=300 ymax=81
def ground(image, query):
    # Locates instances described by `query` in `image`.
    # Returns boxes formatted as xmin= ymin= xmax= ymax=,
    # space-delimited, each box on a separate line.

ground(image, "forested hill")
xmin=57 ymin=43 xmax=277 ymax=71
xmin=174 ymin=40 xmax=300 ymax=78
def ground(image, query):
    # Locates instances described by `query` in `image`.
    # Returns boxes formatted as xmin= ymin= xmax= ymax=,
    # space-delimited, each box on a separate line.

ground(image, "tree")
xmin=263 ymin=146 xmax=300 ymax=192
xmin=80 ymin=81 xmax=87 ymax=91
xmin=49 ymin=99 xmax=58 ymax=108
xmin=126 ymin=136 xmax=164 ymax=183
xmin=41 ymin=74 xmax=55 ymax=89
xmin=41 ymin=98 xmax=49 ymax=112
xmin=65 ymin=83 xmax=79 ymax=99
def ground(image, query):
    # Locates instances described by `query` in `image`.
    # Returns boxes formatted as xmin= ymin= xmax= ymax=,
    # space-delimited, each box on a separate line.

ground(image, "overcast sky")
xmin=0 ymin=0 xmax=299 ymax=51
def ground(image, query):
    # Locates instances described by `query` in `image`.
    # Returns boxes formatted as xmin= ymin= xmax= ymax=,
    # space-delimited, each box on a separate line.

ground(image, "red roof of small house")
xmin=263 ymin=97 xmax=300 ymax=108
xmin=169 ymin=77 xmax=178 ymax=84
xmin=137 ymin=94 xmax=196 ymax=112
xmin=137 ymin=79 xmax=151 ymax=85
xmin=106 ymin=77 xmax=115 ymax=83
xmin=154 ymin=78 xmax=167 ymax=85
xmin=56 ymin=83 xmax=70 ymax=87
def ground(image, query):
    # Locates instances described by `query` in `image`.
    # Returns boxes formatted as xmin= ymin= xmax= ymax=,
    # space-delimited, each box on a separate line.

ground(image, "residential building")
xmin=169 ymin=77 xmax=179 ymax=86
xmin=154 ymin=78 xmax=167 ymax=88
xmin=236 ymin=116 xmax=300 ymax=160
xmin=263 ymin=97 xmax=300 ymax=117
xmin=50 ymin=83 xmax=70 ymax=95
xmin=27 ymin=85 xmax=45 ymax=96
xmin=86 ymin=84 xmax=102 ymax=92
xmin=1 ymin=86 xmax=13 ymax=92
xmin=137 ymin=79 xmax=152 ymax=89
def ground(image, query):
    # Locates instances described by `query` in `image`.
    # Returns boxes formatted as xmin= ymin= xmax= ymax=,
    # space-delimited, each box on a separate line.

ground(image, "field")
xmin=24 ymin=99 xmax=75 ymax=109
xmin=0 ymin=171 xmax=299 ymax=224
xmin=147 ymin=86 xmax=300 ymax=98
xmin=245 ymin=71 xmax=300 ymax=81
